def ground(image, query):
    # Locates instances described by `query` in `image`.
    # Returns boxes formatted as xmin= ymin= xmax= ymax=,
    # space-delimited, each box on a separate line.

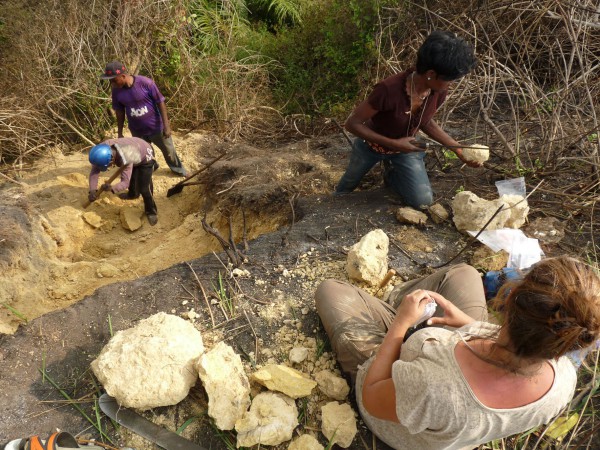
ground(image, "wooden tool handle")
xmin=83 ymin=165 xmax=126 ymax=209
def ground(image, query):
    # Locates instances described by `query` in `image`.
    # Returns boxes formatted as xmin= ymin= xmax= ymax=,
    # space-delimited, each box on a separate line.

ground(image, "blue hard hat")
xmin=89 ymin=143 xmax=112 ymax=171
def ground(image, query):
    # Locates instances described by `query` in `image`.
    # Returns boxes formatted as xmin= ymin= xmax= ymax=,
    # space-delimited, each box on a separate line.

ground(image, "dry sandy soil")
xmin=0 ymin=132 xmax=566 ymax=449
xmin=0 ymin=131 xmax=343 ymax=334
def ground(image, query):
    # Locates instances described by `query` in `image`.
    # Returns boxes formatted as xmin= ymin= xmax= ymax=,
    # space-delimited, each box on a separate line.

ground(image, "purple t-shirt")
xmin=88 ymin=137 xmax=155 ymax=193
xmin=111 ymin=75 xmax=166 ymax=136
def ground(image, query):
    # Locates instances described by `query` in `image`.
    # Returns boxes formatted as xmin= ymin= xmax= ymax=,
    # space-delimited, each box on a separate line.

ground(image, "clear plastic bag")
xmin=412 ymin=297 xmax=437 ymax=328
xmin=495 ymin=177 xmax=526 ymax=197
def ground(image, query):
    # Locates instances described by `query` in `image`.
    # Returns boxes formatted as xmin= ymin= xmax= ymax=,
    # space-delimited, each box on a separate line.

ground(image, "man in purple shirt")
xmin=88 ymin=137 xmax=158 ymax=225
xmin=100 ymin=61 xmax=187 ymax=177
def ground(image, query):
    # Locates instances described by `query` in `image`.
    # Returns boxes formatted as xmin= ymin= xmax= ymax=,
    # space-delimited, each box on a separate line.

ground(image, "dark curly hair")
xmin=493 ymin=256 xmax=600 ymax=361
xmin=416 ymin=30 xmax=477 ymax=80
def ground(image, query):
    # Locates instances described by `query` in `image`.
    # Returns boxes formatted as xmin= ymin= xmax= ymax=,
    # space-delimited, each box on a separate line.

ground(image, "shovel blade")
xmin=166 ymin=184 xmax=184 ymax=197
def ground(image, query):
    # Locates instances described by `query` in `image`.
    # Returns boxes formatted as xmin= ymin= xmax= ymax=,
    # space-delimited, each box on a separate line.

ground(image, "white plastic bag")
xmin=495 ymin=177 xmax=526 ymax=197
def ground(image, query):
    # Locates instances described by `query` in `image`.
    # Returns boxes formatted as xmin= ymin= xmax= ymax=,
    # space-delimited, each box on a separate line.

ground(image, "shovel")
xmin=83 ymin=165 xmax=126 ymax=209
xmin=166 ymin=151 xmax=226 ymax=197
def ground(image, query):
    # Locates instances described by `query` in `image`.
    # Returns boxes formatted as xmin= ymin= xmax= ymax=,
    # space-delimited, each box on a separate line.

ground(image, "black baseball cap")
xmin=100 ymin=61 xmax=127 ymax=80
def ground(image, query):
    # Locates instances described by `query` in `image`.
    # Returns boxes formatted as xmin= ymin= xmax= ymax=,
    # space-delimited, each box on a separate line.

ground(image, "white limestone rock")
xmin=461 ymin=144 xmax=490 ymax=163
xmin=315 ymin=370 xmax=350 ymax=401
xmin=235 ymin=392 xmax=298 ymax=447
xmin=289 ymin=346 xmax=309 ymax=364
xmin=288 ymin=434 xmax=324 ymax=450
xmin=451 ymin=191 xmax=512 ymax=232
xmin=346 ymin=229 xmax=389 ymax=286
xmin=500 ymin=194 xmax=530 ymax=229
xmin=91 ymin=312 xmax=204 ymax=410
xmin=252 ymin=364 xmax=317 ymax=399
xmin=321 ymin=402 xmax=357 ymax=448
xmin=196 ymin=341 xmax=251 ymax=430
xmin=395 ymin=207 xmax=428 ymax=225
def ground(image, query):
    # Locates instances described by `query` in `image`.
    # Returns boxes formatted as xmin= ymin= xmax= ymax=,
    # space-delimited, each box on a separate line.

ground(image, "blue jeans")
xmin=335 ymin=138 xmax=433 ymax=208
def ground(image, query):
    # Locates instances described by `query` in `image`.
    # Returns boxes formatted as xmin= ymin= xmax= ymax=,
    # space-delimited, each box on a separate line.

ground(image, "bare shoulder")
xmin=454 ymin=341 xmax=555 ymax=409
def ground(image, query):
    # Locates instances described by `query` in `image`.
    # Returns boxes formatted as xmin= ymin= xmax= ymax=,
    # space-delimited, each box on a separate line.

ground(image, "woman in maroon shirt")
xmin=336 ymin=31 xmax=479 ymax=208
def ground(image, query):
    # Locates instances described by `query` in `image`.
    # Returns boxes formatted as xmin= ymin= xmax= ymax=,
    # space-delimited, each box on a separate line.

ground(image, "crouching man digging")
xmin=88 ymin=137 xmax=158 ymax=226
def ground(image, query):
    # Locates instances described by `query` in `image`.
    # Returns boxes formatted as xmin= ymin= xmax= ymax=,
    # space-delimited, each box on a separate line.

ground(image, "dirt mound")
xmin=0 ymin=132 xmax=344 ymax=334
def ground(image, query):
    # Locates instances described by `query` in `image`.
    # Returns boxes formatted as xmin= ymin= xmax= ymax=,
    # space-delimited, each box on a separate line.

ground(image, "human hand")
xmin=455 ymin=148 xmax=483 ymax=168
xmin=394 ymin=289 xmax=432 ymax=330
xmin=101 ymin=183 xmax=112 ymax=193
xmin=389 ymin=137 xmax=423 ymax=154
xmin=426 ymin=291 xmax=476 ymax=328
xmin=88 ymin=190 xmax=97 ymax=203
xmin=163 ymin=127 xmax=172 ymax=139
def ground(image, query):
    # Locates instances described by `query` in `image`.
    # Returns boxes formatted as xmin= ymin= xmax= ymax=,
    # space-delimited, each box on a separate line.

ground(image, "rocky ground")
xmin=0 ymin=130 xmax=580 ymax=449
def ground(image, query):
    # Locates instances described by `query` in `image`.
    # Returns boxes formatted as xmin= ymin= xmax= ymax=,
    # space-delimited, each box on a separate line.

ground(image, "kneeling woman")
xmin=315 ymin=258 xmax=600 ymax=450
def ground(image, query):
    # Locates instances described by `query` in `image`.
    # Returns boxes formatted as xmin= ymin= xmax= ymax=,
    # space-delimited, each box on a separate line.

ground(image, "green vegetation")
xmin=1 ymin=303 xmax=27 ymax=323
xmin=246 ymin=0 xmax=387 ymax=114
xmin=213 ymin=271 xmax=235 ymax=316
xmin=41 ymin=369 xmax=115 ymax=444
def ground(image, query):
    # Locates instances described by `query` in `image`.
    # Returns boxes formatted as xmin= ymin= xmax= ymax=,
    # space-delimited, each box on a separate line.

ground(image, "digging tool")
xmin=83 ymin=166 xmax=126 ymax=209
xmin=99 ymin=394 xmax=206 ymax=450
xmin=411 ymin=139 xmax=489 ymax=151
xmin=166 ymin=151 xmax=226 ymax=197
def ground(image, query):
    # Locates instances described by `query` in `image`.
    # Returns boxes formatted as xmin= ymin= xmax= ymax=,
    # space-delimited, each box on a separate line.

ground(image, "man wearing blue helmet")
xmin=88 ymin=137 xmax=159 ymax=226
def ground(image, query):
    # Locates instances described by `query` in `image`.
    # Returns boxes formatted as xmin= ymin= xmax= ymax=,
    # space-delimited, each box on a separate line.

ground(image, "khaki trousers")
xmin=315 ymin=263 xmax=488 ymax=382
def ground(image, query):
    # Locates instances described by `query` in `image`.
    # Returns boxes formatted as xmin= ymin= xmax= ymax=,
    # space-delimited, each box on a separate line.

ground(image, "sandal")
xmin=1 ymin=432 xmax=105 ymax=450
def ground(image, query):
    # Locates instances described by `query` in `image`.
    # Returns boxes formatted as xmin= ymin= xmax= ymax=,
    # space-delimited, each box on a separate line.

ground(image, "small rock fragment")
xmin=289 ymin=347 xmax=309 ymax=364
xmin=83 ymin=211 xmax=103 ymax=228
xmin=428 ymin=203 xmax=449 ymax=224
xmin=96 ymin=263 xmax=120 ymax=278
xmin=315 ymin=370 xmax=350 ymax=401
xmin=120 ymin=206 xmax=143 ymax=231
xmin=461 ymin=144 xmax=490 ymax=163
xmin=395 ymin=207 xmax=428 ymax=225
xmin=235 ymin=392 xmax=298 ymax=447
xmin=321 ymin=402 xmax=357 ymax=448
xmin=252 ymin=364 xmax=316 ymax=398
xmin=288 ymin=434 xmax=324 ymax=450
xmin=196 ymin=342 xmax=251 ymax=430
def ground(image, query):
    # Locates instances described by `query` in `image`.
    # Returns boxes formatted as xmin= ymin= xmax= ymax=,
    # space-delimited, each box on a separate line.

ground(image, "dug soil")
xmin=0 ymin=131 xmax=586 ymax=448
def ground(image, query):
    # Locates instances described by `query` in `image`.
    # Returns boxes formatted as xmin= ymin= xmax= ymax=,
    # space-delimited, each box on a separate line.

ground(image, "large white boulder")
xmin=196 ymin=342 xmax=251 ymax=430
xmin=346 ymin=229 xmax=389 ymax=286
xmin=91 ymin=312 xmax=204 ymax=410
xmin=235 ymin=392 xmax=298 ymax=447
xmin=451 ymin=191 xmax=528 ymax=232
